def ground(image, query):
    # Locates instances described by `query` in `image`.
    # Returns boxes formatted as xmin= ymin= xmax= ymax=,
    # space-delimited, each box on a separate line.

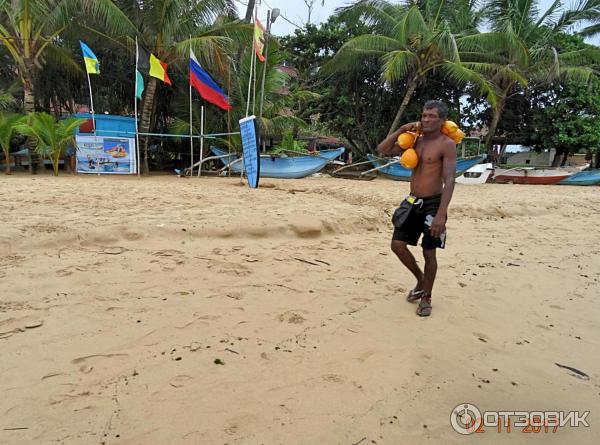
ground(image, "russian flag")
xmin=190 ymin=50 xmax=231 ymax=110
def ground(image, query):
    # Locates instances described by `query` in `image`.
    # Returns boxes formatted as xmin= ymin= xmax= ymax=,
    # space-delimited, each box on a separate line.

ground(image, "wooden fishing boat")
xmin=491 ymin=167 xmax=573 ymax=185
xmin=366 ymin=154 xmax=486 ymax=181
xmin=557 ymin=170 xmax=600 ymax=186
xmin=211 ymin=146 xmax=345 ymax=179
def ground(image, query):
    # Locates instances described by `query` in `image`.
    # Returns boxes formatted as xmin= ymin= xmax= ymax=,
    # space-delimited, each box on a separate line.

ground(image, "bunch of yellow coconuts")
xmin=396 ymin=121 xmax=465 ymax=169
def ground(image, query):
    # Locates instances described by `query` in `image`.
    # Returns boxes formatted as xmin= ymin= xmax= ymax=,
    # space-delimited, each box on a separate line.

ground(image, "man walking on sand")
xmin=377 ymin=100 xmax=457 ymax=317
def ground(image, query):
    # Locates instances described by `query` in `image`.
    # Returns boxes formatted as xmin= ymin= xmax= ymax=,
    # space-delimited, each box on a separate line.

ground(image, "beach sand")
xmin=1 ymin=174 xmax=599 ymax=444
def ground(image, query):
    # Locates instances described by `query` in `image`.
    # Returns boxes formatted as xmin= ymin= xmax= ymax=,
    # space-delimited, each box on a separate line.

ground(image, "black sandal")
xmin=407 ymin=288 xmax=424 ymax=303
xmin=416 ymin=295 xmax=432 ymax=317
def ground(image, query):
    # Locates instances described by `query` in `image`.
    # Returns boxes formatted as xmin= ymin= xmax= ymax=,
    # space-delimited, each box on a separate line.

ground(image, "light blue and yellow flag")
xmin=79 ymin=41 xmax=100 ymax=74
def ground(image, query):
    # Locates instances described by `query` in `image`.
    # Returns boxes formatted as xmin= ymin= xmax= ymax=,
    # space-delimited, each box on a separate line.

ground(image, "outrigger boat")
xmin=557 ymin=169 xmax=600 ymax=186
xmin=207 ymin=146 xmax=345 ymax=179
xmin=354 ymin=154 xmax=486 ymax=181
xmin=455 ymin=163 xmax=494 ymax=184
xmin=491 ymin=167 xmax=573 ymax=185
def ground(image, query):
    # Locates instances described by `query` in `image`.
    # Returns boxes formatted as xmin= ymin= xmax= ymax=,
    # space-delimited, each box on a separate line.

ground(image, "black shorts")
xmin=391 ymin=194 xmax=446 ymax=249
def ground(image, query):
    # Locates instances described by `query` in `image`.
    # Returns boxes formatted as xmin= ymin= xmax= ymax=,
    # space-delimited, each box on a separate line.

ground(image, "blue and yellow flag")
xmin=79 ymin=41 xmax=100 ymax=75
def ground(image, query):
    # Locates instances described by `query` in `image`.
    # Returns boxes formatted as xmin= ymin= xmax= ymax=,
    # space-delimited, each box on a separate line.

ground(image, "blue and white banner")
xmin=239 ymin=116 xmax=260 ymax=188
xmin=75 ymin=135 xmax=137 ymax=174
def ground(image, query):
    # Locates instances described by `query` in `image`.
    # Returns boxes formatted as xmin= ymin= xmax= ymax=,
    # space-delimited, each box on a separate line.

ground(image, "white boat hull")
xmin=492 ymin=168 xmax=573 ymax=185
xmin=456 ymin=163 xmax=493 ymax=184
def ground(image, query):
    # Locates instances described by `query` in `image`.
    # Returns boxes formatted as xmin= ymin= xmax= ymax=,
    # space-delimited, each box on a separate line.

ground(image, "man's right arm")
xmin=376 ymin=122 xmax=419 ymax=156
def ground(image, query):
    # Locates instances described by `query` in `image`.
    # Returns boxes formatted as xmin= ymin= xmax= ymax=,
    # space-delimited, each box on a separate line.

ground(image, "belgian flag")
xmin=136 ymin=43 xmax=172 ymax=85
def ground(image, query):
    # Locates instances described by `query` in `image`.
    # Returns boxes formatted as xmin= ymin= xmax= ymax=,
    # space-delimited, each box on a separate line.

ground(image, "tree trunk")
xmin=22 ymin=61 xmax=40 ymax=173
xmin=3 ymin=149 xmax=10 ymax=174
xmin=551 ymin=148 xmax=563 ymax=167
xmin=387 ymin=76 xmax=419 ymax=136
xmin=560 ymin=150 xmax=569 ymax=166
xmin=52 ymin=152 xmax=60 ymax=176
xmin=595 ymin=151 xmax=600 ymax=169
xmin=244 ymin=0 xmax=256 ymax=22
xmin=484 ymin=95 xmax=506 ymax=154
xmin=22 ymin=56 xmax=37 ymax=112
xmin=139 ymin=77 xmax=158 ymax=175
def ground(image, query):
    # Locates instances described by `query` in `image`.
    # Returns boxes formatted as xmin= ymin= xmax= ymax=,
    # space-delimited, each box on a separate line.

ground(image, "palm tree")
xmin=0 ymin=0 xmax=80 ymax=112
xmin=0 ymin=112 xmax=23 ymax=174
xmin=478 ymin=0 xmax=600 ymax=151
xmin=84 ymin=0 xmax=243 ymax=174
xmin=16 ymin=112 xmax=85 ymax=176
xmin=326 ymin=0 xmax=496 ymax=135
xmin=0 ymin=82 xmax=20 ymax=111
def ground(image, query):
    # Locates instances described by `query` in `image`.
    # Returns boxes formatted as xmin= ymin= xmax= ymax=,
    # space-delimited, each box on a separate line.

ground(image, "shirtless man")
xmin=377 ymin=100 xmax=457 ymax=316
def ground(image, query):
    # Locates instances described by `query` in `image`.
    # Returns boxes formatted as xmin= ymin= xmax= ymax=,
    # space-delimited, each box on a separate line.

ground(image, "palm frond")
xmin=322 ymin=34 xmax=401 ymax=74
xmin=337 ymin=0 xmax=403 ymax=34
xmin=79 ymin=0 xmax=139 ymax=39
xmin=441 ymin=61 xmax=498 ymax=106
xmin=578 ymin=22 xmax=600 ymax=37
xmin=397 ymin=6 xmax=430 ymax=46
xmin=552 ymin=0 xmax=600 ymax=31
xmin=559 ymin=66 xmax=596 ymax=84
xmin=381 ymin=50 xmax=420 ymax=82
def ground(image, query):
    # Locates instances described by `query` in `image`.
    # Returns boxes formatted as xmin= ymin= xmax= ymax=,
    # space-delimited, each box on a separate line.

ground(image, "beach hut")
xmin=73 ymin=113 xmax=136 ymax=138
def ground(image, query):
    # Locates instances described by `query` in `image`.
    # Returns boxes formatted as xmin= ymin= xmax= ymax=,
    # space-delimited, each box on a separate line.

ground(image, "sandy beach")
xmin=1 ymin=174 xmax=599 ymax=445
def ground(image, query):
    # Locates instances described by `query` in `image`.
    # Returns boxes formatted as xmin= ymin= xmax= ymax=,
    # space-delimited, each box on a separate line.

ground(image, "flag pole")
xmin=252 ymin=44 xmax=258 ymax=115
xmin=85 ymin=65 xmax=100 ymax=176
xmin=245 ymin=46 xmax=255 ymax=118
xmin=198 ymin=105 xmax=204 ymax=177
xmin=86 ymin=71 xmax=96 ymax=139
xmin=189 ymin=37 xmax=194 ymax=176
xmin=134 ymin=37 xmax=141 ymax=178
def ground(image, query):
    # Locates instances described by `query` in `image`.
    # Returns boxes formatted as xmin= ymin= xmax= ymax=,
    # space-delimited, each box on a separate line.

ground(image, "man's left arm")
xmin=430 ymin=141 xmax=457 ymax=238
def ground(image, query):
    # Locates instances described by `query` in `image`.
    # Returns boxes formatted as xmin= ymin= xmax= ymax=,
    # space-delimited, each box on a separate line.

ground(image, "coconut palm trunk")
xmin=484 ymin=93 xmax=505 ymax=154
xmin=139 ymin=77 xmax=158 ymax=175
xmin=23 ymin=77 xmax=35 ymax=113
xmin=388 ymin=76 xmax=419 ymax=135
xmin=21 ymin=57 xmax=37 ymax=112
xmin=22 ymin=60 xmax=39 ymax=172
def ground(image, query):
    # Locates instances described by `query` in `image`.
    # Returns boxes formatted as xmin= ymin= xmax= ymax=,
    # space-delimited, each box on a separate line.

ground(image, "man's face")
xmin=420 ymin=107 xmax=444 ymax=134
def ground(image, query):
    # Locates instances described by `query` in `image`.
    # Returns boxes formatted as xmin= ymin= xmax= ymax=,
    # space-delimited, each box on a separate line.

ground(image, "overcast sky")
xmin=234 ymin=0 xmax=348 ymax=36
xmin=235 ymin=0 xmax=596 ymax=43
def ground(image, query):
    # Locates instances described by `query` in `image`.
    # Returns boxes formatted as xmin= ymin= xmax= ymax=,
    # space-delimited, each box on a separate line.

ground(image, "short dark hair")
xmin=423 ymin=100 xmax=448 ymax=119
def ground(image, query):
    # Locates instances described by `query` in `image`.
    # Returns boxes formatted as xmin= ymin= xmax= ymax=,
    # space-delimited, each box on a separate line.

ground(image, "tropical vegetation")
xmin=1 ymin=0 xmax=600 ymax=174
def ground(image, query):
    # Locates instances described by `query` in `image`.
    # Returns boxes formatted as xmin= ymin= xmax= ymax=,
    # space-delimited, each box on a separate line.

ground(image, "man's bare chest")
xmin=415 ymin=139 xmax=444 ymax=166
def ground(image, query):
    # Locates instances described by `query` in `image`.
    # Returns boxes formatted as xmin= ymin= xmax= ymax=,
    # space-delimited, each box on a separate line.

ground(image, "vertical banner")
xmin=75 ymin=135 xmax=137 ymax=174
xmin=239 ymin=116 xmax=260 ymax=188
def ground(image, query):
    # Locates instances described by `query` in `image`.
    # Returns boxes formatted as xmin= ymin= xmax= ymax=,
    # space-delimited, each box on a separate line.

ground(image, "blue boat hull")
xmin=367 ymin=154 xmax=486 ymax=181
xmin=558 ymin=170 xmax=600 ymax=186
xmin=211 ymin=147 xmax=345 ymax=179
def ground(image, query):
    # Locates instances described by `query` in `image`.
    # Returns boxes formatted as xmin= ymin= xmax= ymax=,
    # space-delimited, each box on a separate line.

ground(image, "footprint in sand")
xmin=344 ymin=297 xmax=372 ymax=313
xmin=277 ymin=310 xmax=308 ymax=324
xmin=71 ymin=353 xmax=129 ymax=374
xmin=153 ymin=249 xmax=184 ymax=257
xmin=207 ymin=259 xmax=251 ymax=277
xmin=0 ymin=315 xmax=46 ymax=337
xmin=123 ymin=231 xmax=144 ymax=241
xmin=322 ymin=373 xmax=344 ymax=383
xmin=170 ymin=375 xmax=193 ymax=388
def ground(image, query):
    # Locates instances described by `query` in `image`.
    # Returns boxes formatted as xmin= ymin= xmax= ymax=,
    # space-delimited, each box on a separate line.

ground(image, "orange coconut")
xmin=397 ymin=131 xmax=417 ymax=149
xmin=441 ymin=120 xmax=459 ymax=135
xmin=400 ymin=148 xmax=419 ymax=169
xmin=450 ymin=128 xmax=465 ymax=144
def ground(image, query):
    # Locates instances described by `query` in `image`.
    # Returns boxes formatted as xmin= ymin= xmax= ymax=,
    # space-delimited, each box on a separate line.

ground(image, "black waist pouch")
xmin=391 ymin=199 xmax=413 ymax=228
